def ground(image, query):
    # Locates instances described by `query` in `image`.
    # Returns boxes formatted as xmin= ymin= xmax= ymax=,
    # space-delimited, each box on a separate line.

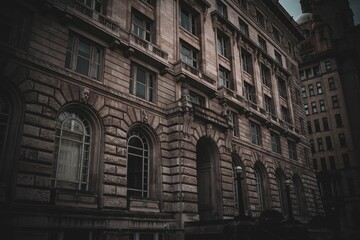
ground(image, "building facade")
xmin=297 ymin=0 xmax=360 ymax=239
xmin=1 ymin=0 xmax=321 ymax=239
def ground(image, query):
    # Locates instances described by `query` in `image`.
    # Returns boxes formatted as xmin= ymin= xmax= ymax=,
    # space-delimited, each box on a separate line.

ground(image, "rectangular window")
xmin=301 ymin=86 xmax=306 ymax=97
xmin=326 ymin=136 xmax=333 ymax=150
xmin=274 ymin=50 xmax=282 ymax=66
xmin=273 ymin=26 xmax=280 ymax=42
xmin=0 ymin=6 xmax=31 ymax=50
xmin=316 ymin=82 xmax=323 ymax=94
xmin=329 ymin=156 xmax=336 ymax=170
xmin=325 ymin=60 xmax=332 ymax=71
xmin=264 ymin=95 xmax=274 ymax=114
xmin=281 ymin=106 xmax=290 ymax=123
xmin=320 ymin=157 xmax=327 ymax=171
xmin=256 ymin=10 xmax=265 ymax=27
xmin=306 ymin=68 xmax=313 ymax=78
xmin=190 ymin=91 xmax=205 ymax=106
xmin=304 ymin=103 xmax=309 ymax=115
xmin=307 ymin=121 xmax=312 ymax=134
xmin=238 ymin=0 xmax=247 ymax=8
xmin=288 ymin=140 xmax=297 ymax=160
xmin=313 ymin=65 xmax=321 ymax=76
xmin=300 ymin=70 xmax=305 ymax=81
xmin=218 ymin=66 xmax=231 ymax=89
xmin=180 ymin=5 xmax=198 ymax=35
xmin=319 ymin=100 xmax=326 ymax=112
xmin=241 ymin=48 xmax=252 ymax=74
xmin=300 ymin=118 xmax=305 ymax=134
xmin=216 ymin=1 xmax=227 ymax=18
xmin=343 ymin=154 xmax=350 ymax=168
xmin=335 ymin=114 xmax=343 ymax=128
xmin=328 ymin=77 xmax=336 ymax=90
xmin=217 ymin=31 xmax=230 ymax=58
xmin=310 ymin=139 xmax=315 ymax=153
xmin=332 ymin=96 xmax=339 ymax=108
xmin=271 ymin=132 xmax=281 ymax=154
xmin=130 ymin=63 xmax=156 ymax=102
xmin=311 ymin=102 xmax=317 ymax=114
xmin=314 ymin=119 xmax=321 ymax=132
xmin=308 ymin=84 xmax=314 ymax=96
xmin=239 ymin=18 xmax=249 ymax=36
xmin=258 ymin=35 xmax=267 ymax=52
xmin=244 ymin=82 xmax=256 ymax=103
xmin=250 ymin=121 xmax=261 ymax=145
xmin=339 ymin=133 xmax=347 ymax=147
xmin=313 ymin=159 xmax=318 ymax=170
xmin=261 ymin=64 xmax=271 ymax=87
xmin=180 ymin=42 xmax=198 ymax=69
xmin=132 ymin=10 xmax=153 ymax=42
xmin=317 ymin=138 xmax=324 ymax=151
xmin=347 ymin=178 xmax=355 ymax=196
xmin=322 ymin=117 xmax=329 ymax=131
xmin=278 ymin=77 xmax=287 ymax=98
xmin=65 ymin=33 xmax=102 ymax=80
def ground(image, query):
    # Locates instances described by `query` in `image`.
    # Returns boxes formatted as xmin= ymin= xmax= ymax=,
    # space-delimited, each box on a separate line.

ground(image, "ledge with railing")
xmin=65 ymin=0 xmax=124 ymax=35
xmin=129 ymin=34 xmax=168 ymax=61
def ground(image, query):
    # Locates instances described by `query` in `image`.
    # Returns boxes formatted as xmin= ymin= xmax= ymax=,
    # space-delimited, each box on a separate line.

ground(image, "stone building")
xmin=0 ymin=0 xmax=321 ymax=239
xmin=296 ymin=0 xmax=360 ymax=239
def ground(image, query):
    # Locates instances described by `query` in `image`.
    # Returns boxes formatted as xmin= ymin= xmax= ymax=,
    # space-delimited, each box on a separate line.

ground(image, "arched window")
xmin=0 ymin=85 xmax=22 ymax=201
xmin=275 ymin=169 xmax=288 ymax=215
xmin=293 ymin=175 xmax=308 ymax=216
xmin=0 ymin=95 xmax=9 ymax=163
xmin=127 ymin=129 xmax=150 ymax=198
xmin=54 ymin=111 xmax=91 ymax=191
xmin=254 ymin=168 xmax=265 ymax=211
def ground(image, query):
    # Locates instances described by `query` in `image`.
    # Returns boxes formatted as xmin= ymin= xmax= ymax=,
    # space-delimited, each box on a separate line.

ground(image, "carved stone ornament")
xmin=181 ymin=81 xmax=190 ymax=102
xmin=80 ymin=87 xmax=90 ymax=103
xmin=232 ymin=143 xmax=239 ymax=154
xmin=142 ymin=110 xmax=148 ymax=123
xmin=182 ymin=112 xmax=194 ymax=138
xmin=206 ymin=123 xmax=213 ymax=137
xmin=225 ymin=129 xmax=233 ymax=151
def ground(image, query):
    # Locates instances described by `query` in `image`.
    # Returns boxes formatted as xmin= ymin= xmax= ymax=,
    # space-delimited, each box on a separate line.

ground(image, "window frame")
xmin=130 ymin=63 xmax=156 ymax=103
xmin=241 ymin=48 xmax=253 ymax=74
xmin=250 ymin=121 xmax=261 ymax=145
xmin=288 ymin=140 xmax=297 ymax=160
xmin=180 ymin=41 xmax=198 ymax=69
xmin=132 ymin=10 xmax=153 ymax=42
xmin=270 ymin=131 xmax=281 ymax=154
xmin=217 ymin=31 xmax=230 ymax=58
xmin=219 ymin=65 xmax=231 ymax=89
xmin=65 ymin=32 xmax=103 ymax=81
xmin=180 ymin=4 xmax=198 ymax=35
xmin=261 ymin=64 xmax=271 ymax=87
xmin=127 ymin=129 xmax=151 ymax=198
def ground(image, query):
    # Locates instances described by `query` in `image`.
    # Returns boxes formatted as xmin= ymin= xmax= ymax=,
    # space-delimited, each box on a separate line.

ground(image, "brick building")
xmin=296 ymin=0 xmax=360 ymax=239
xmin=0 ymin=0 xmax=322 ymax=239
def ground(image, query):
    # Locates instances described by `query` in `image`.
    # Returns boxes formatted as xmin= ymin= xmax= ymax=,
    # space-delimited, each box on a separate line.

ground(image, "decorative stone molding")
xmin=206 ymin=123 xmax=213 ymax=137
xmin=182 ymin=112 xmax=194 ymax=138
xmin=225 ymin=129 xmax=233 ymax=151
xmin=142 ymin=110 xmax=148 ymax=123
xmin=80 ymin=87 xmax=90 ymax=103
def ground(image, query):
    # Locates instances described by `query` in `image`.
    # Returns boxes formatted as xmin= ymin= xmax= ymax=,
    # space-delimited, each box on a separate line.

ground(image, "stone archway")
xmin=196 ymin=137 xmax=221 ymax=221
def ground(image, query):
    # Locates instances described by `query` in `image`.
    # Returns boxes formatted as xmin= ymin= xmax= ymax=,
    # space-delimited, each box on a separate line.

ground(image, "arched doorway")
xmin=196 ymin=137 xmax=221 ymax=220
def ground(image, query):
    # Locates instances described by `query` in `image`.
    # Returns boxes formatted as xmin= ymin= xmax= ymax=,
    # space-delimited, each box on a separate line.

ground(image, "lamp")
xmin=235 ymin=165 xmax=244 ymax=217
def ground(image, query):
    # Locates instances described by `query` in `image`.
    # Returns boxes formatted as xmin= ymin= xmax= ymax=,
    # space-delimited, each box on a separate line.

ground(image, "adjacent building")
xmin=1 ymin=0 xmax=322 ymax=239
xmin=297 ymin=0 xmax=360 ymax=239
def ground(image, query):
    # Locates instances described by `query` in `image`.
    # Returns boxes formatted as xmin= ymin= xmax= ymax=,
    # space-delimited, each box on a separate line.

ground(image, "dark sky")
xmin=279 ymin=0 xmax=360 ymax=25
